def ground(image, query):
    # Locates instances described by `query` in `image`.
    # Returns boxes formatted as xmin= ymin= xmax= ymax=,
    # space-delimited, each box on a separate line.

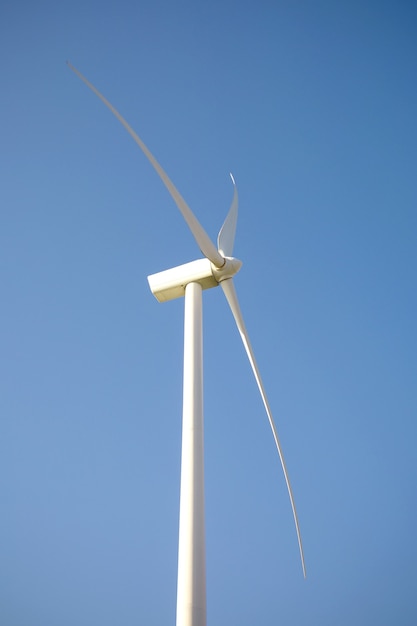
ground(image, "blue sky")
xmin=1 ymin=1 xmax=416 ymax=624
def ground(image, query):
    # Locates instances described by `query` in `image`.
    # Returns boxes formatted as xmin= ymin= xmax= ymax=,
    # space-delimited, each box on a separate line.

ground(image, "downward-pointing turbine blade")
xmin=217 ymin=173 xmax=238 ymax=257
xmin=67 ymin=62 xmax=224 ymax=268
xmin=220 ymin=278 xmax=306 ymax=578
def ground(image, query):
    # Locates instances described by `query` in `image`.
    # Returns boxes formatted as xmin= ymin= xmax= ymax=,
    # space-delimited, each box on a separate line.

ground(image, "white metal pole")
xmin=176 ymin=281 xmax=206 ymax=626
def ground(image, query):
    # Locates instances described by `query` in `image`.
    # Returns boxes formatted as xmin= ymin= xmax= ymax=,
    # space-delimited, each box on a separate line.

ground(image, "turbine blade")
xmin=220 ymin=278 xmax=306 ymax=578
xmin=217 ymin=173 xmax=238 ymax=257
xmin=67 ymin=62 xmax=224 ymax=268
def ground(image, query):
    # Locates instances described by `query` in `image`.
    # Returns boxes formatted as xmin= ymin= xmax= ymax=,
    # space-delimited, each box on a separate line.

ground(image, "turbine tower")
xmin=68 ymin=62 xmax=306 ymax=626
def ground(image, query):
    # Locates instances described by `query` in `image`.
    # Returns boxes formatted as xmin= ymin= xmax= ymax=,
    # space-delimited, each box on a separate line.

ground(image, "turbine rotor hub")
xmin=211 ymin=256 xmax=242 ymax=283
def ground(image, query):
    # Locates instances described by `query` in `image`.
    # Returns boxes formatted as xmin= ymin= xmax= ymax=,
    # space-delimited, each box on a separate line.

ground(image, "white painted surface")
xmin=176 ymin=282 xmax=206 ymax=626
xmin=147 ymin=259 xmax=217 ymax=302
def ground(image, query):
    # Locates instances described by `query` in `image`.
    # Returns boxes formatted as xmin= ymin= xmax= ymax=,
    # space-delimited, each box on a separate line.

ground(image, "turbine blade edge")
xmin=67 ymin=62 xmax=224 ymax=267
xmin=220 ymin=278 xmax=306 ymax=578
xmin=217 ymin=173 xmax=238 ymax=257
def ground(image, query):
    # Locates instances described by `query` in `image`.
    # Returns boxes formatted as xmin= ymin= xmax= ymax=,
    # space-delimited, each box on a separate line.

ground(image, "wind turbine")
xmin=68 ymin=62 xmax=306 ymax=626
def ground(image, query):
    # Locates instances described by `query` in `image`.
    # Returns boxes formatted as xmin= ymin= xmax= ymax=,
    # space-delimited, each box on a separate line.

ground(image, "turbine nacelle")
xmin=148 ymin=256 xmax=242 ymax=303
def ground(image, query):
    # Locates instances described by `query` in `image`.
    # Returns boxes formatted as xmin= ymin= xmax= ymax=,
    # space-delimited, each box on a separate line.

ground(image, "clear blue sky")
xmin=1 ymin=1 xmax=416 ymax=624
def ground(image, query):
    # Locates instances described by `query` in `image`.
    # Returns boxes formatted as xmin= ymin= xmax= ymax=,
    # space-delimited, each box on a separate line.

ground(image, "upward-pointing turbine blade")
xmin=67 ymin=62 xmax=224 ymax=268
xmin=220 ymin=278 xmax=306 ymax=578
xmin=217 ymin=173 xmax=238 ymax=257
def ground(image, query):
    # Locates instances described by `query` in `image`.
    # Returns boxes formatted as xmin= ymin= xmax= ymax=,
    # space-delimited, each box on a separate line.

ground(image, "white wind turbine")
xmin=68 ymin=62 xmax=306 ymax=626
